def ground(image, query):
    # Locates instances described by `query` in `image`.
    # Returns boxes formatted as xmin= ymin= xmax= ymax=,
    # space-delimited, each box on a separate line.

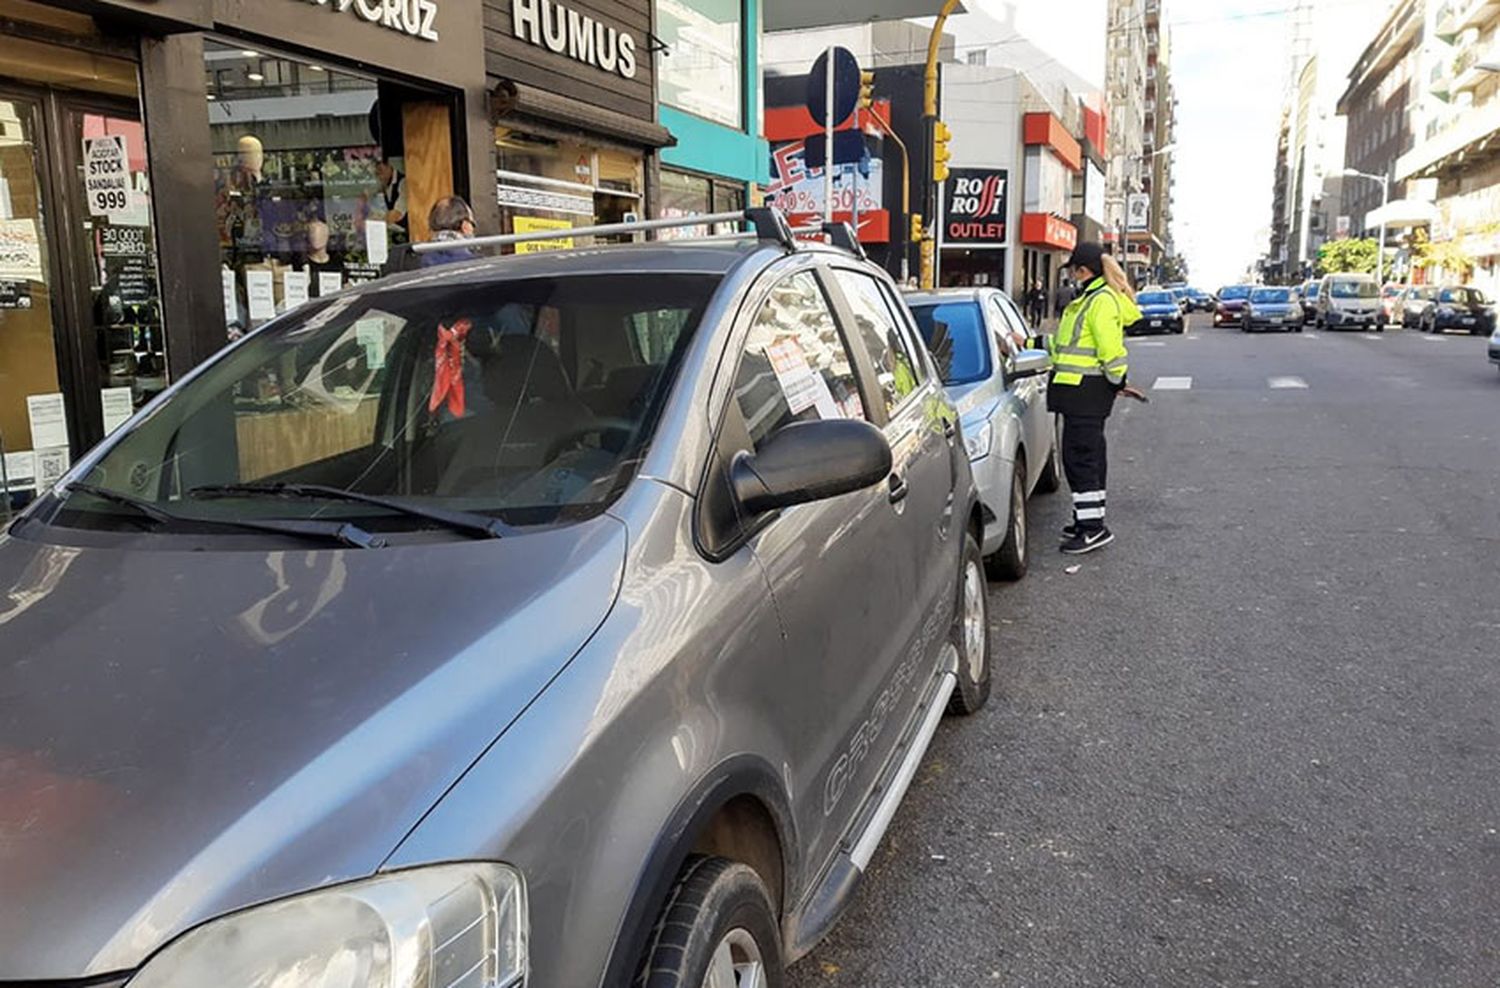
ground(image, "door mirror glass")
xmin=1009 ymin=349 xmax=1051 ymax=380
xmin=730 ymin=419 xmax=892 ymax=514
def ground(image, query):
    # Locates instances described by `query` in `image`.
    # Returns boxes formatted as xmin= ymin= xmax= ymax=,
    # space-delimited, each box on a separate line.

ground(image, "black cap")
xmin=1065 ymin=242 xmax=1105 ymax=276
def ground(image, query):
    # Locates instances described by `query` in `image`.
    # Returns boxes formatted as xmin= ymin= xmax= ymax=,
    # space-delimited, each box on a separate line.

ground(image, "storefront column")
xmin=140 ymin=31 xmax=225 ymax=379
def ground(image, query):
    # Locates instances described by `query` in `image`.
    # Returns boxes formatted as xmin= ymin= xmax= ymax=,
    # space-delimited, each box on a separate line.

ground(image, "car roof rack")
xmin=409 ymin=206 xmax=812 ymax=256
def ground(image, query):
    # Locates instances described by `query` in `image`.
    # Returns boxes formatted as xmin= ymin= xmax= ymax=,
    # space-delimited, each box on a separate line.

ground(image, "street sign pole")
xmin=824 ymin=45 xmax=834 ymax=223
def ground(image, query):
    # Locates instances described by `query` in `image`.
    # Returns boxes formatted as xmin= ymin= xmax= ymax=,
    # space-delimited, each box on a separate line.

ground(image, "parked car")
xmin=1242 ymin=285 xmax=1303 ymax=332
xmin=1164 ymin=285 xmax=1192 ymax=313
xmin=1490 ymin=324 xmax=1500 ymax=372
xmin=1395 ymin=284 xmax=1438 ymax=328
xmin=1184 ymin=286 xmax=1217 ymax=312
xmin=1214 ymin=284 xmax=1253 ymax=326
xmin=0 ymin=211 xmax=995 ymax=988
xmin=1422 ymin=285 xmax=1497 ymax=336
xmin=1130 ymin=289 xmax=1187 ymax=335
xmin=909 ymin=287 xmax=1061 ymax=579
xmin=1299 ymin=279 xmax=1321 ymax=323
xmin=1316 ymin=272 xmax=1382 ymax=330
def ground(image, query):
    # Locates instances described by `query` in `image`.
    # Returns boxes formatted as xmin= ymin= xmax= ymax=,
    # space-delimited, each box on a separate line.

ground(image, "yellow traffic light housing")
xmin=933 ymin=120 xmax=953 ymax=184
xmin=910 ymin=212 xmax=923 ymax=243
xmin=858 ymin=70 xmax=876 ymax=109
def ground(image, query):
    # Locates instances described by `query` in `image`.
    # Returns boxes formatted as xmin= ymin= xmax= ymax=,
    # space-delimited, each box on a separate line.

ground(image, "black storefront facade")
xmin=1 ymin=0 xmax=489 ymax=504
xmin=483 ymin=0 xmax=672 ymax=248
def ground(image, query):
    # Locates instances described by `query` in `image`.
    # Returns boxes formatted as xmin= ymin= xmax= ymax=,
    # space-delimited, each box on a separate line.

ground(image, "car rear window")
xmin=1250 ymin=288 xmax=1292 ymax=303
xmin=911 ymin=301 xmax=993 ymax=387
xmin=1440 ymin=287 xmax=1487 ymax=304
xmin=1329 ymin=280 xmax=1378 ymax=298
xmin=1138 ymin=292 xmax=1174 ymax=304
xmin=1220 ymin=286 xmax=1251 ymax=299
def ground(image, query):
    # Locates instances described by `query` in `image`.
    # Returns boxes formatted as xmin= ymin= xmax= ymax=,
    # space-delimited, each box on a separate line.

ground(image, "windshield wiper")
xmin=61 ymin=482 xmax=385 ymax=549
xmin=186 ymin=482 xmax=512 ymax=539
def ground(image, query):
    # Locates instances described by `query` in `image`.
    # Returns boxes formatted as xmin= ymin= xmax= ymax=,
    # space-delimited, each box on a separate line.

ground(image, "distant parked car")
xmin=1422 ymin=285 xmax=1497 ymax=335
xmin=1130 ymin=289 xmax=1187 ymax=335
xmin=1214 ymin=284 xmax=1253 ymax=326
xmin=1299 ymin=279 xmax=1321 ymax=323
xmin=1395 ymin=284 xmax=1438 ymax=328
xmin=1316 ymin=272 xmax=1382 ymax=330
xmin=1242 ymin=285 xmax=1303 ymax=332
xmin=909 ymin=287 xmax=1061 ymax=579
xmin=1489 ymin=324 xmax=1500 ymax=372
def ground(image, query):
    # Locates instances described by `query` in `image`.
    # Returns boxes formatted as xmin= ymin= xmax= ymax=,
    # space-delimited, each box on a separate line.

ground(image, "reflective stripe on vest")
xmin=1053 ymin=287 xmax=1110 ymax=385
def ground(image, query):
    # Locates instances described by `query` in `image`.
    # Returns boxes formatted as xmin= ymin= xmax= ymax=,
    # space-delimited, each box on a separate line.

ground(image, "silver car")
xmin=908 ymin=288 xmax=1061 ymax=579
xmin=0 ymin=212 xmax=992 ymax=988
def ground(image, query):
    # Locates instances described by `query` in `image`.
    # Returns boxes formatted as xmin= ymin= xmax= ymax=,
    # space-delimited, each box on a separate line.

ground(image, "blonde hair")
xmin=1101 ymin=254 xmax=1136 ymax=301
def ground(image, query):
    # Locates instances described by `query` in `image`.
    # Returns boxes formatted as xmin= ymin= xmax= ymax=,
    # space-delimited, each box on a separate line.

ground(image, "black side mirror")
xmin=730 ymin=419 xmax=892 ymax=515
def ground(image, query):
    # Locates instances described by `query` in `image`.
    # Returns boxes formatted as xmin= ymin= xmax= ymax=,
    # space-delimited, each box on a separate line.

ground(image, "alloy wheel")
xmin=702 ymin=928 xmax=765 ymax=988
xmin=963 ymin=557 xmax=987 ymax=683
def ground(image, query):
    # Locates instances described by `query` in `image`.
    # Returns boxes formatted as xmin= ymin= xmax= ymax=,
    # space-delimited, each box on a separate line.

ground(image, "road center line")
xmin=1268 ymin=376 xmax=1308 ymax=389
xmin=1153 ymin=376 xmax=1193 ymax=391
xmin=1135 ymin=340 xmax=1167 ymax=347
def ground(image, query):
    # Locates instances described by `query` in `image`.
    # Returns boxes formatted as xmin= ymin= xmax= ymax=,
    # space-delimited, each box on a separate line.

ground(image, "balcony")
xmin=1455 ymin=0 xmax=1500 ymax=34
xmin=1452 ymin=36 xmax=1500 ymax=95
xmin=1396 ymin=91 xmax=1500 ymax=179
xmin=1145 ymin=0 xmax=1160 ymax=27
xmin=1430 ymin=57 xmax=1455 ymax=101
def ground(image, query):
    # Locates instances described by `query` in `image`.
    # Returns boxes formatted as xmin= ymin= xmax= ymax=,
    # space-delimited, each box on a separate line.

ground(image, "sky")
xmin=940 ymin=0 xmax=1388 ymax=287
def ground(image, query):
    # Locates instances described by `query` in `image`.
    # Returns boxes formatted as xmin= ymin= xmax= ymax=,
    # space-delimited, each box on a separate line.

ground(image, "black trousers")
xmin=1061 ymin=414 xmax=1108 ymax=532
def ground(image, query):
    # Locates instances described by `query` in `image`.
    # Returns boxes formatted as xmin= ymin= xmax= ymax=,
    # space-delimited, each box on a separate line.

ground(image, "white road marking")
xmin=1268 ymin=376 xmax=1308 ymax=389
xmin=1359 ymin=333 xmax=1386 ymax=339
xmin=1303 ymin=332 xmax=1320 ymax=339
xmin=1153 ymin=376 xmax=1194 ymax=390
xmin=1421 ymin=335 xmax=1448 ymax=342
xmin=1135 ymin=340 xmax=1168 ymax=347
xmin=1185 ymin=335 xmax=1201 ymax=340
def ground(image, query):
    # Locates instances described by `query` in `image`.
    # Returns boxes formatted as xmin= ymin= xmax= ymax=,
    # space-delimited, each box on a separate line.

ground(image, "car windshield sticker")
xmin=429 ymin=319 xmax=473 ymax=418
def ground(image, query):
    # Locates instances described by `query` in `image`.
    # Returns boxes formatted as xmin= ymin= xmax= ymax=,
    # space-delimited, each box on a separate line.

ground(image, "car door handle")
xmin=888 ymin=473 xmax=909 ymax=504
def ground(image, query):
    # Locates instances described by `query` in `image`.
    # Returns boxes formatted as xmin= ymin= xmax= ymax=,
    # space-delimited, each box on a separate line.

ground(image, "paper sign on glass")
xmin=318 ymin=271 xmax=343 ymax=297
xmin=100 ymin=387 xmax=134 ymax=435
xmin=25 ymin=393 xmax=68 ymax=449
xmin=765 ymin=340 xmax=821 ymax=415
xmin=245 ymin=269 xmax=275 ymax=321
xmin=2 ymin=450 xmax=37 ymax=491
xmin=354 ymin=319 xmax=388 ymax=371
xmin=282 ymin=269 xmax=311 ymax=311
xmin=365 ymin=220 xmax=389 ymax=266
xmin=221 ymin=267 xmax=238 ymax=321
xmin=35 ymin=446 xmax=71 ymax=491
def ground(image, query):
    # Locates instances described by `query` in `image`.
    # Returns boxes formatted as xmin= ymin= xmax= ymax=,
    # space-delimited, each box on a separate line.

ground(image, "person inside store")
xmin=421 ymin=196 xmax=478 ymax=267
xmin=1049 ymin=242 xmax=1146 ymax=555
xmin=1027 ymin=279 xmax=1048 ymax=327
xmin=374 ymin=158 xmax=409 ymax=238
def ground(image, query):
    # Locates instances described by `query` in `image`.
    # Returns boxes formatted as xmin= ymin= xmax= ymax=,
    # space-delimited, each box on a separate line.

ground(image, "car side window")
xmin=992 ymin=295 xmax=1032 ymax=351
xmin=733 ymin=270 xmax=868 ymax=450
xmin=831 ymin=269 xmax=923 ymax=417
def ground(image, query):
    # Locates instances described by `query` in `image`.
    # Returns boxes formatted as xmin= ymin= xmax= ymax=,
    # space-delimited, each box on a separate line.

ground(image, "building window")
xmin=657 ymin=0 xmax=743 ymax=128
xmin=659 ymin=167 xmax=745 ymax=237
xmin=495 ymin=130 xmax=645 ymax=245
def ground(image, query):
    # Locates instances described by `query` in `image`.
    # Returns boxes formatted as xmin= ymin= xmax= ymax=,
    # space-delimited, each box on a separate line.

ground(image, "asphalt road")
xmin=788 ymin=316 xmax=1500 ymax=988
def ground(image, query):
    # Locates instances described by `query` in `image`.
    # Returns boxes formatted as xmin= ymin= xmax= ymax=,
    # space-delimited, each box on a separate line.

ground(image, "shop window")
xmin=656 ymin=0 xmax=743 ymax=129
xmin=495 ymin=129 xmax=644 ymax=248
xmin=659 ymin=168 xmax=746 ymax=238
xmin=205 ymin=40 xmax=456 ymax=340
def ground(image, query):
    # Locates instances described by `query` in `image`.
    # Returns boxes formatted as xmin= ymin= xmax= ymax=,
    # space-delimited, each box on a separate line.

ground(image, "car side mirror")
xmin=1009 ymin=348 xmax=1051 ymax=380
xmin=730 ymin=419 xmax=893 ymax=515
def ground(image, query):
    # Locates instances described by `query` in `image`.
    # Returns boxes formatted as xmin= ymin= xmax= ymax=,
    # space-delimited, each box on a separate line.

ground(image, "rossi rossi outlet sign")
xmin=302 ymin=0 xmax=440 ymax=42
xmin=944 ymin=168 xmax=1009 ymax=246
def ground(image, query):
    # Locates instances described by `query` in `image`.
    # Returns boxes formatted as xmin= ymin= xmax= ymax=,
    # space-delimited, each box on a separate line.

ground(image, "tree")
xmin=1160 ymin=254 xmax=1189 ymax=283
xmin=1316 ymin=237 xmax=1378 ymax=276
xmin=1411 ymin=227 xmax=1473 ymax=282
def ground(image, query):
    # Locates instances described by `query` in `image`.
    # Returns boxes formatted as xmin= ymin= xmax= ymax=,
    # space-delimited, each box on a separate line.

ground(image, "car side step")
xmin=783 ymin=658 xmax=958 ymax=960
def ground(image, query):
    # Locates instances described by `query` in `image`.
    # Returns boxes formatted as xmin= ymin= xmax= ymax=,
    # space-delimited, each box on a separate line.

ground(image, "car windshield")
xmin=48 ymin=273 xmax=718 ymax=534
xmin=1138 ymin=291 xmax=1174 ymax=304
xmin=1329 ymin=280 xmax=1378 ymax=298
xmin=1220 ymin=285 xmax=1251 ymax=300
xmin=1250 ymin=288 xmax=1292 ymax=303
xmin=1304 ymin=283 xmax=1320 ymax=298
xmin=1417 ymin=286 xmax=1438 ymax=299
xmin=912 ymin=301 xmax=992 ymax=386
xmin=1440 ymin=287 xmax=1487 ymax=304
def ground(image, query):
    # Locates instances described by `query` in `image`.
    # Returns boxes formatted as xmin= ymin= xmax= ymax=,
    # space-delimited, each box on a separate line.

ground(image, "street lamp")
xmin=1119 ymin=143 xmax=1175 ymax=274
xmin=1341 ymin=167 xmax=1390 ymax=285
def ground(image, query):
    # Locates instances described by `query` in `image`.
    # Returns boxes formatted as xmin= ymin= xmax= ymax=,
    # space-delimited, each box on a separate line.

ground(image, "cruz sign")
xmin=944 ymin=168 xmax=1009 ymax=246
xmin=302 ymin=0 xmax=441 ymax=42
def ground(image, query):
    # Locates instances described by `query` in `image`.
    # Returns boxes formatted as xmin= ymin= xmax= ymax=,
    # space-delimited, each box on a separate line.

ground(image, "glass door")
xmin=0 ymin=92 xmax=70 ymax=508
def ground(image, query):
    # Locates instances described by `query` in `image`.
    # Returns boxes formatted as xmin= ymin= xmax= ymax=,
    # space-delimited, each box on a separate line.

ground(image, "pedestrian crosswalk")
xmin=1152 ymin=376 xmax=1194 ymax=390
xmin=1147 ymin=375 xmax=1317 ymax=392
xmin=1267 ymin=376 xmax=1309 ymax=389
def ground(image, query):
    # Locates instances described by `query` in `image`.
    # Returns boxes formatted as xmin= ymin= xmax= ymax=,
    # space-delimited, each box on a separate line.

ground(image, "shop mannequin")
xmin=305 ymin=220 xmax=341 ymax=294
xmin=236 ymin=135 xmax=264 ymax=183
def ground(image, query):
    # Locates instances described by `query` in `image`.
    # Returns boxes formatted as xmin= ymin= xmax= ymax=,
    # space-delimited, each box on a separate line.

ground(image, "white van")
xmin=1315 ymin=273 xmax=1382 ymax=331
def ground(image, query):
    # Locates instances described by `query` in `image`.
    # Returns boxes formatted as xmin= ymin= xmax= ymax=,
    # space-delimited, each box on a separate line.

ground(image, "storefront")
xmin=1020 ymin=112 xmax=1080 ymax=309
xmin=656 ymin=0 xmax=769 ymax=221
xmin=1 ymin=0 xmax=488 ymax=507
xmin=485 ymin=0 xmax=672 ymax=245
xmin=938 ymin=168 xmax=1010 ymax=289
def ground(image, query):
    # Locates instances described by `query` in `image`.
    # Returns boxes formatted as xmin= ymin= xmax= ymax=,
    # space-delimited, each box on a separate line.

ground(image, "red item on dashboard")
xmin=429 ymin=318 xmax=473 ymax=418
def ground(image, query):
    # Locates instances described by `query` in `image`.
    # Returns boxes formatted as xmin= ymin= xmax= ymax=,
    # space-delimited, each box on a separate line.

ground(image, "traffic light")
xmin=858 ymin=70 xmax=876 ymax=109
xmin=933 ymin=120 xmax=953 ymax=184
xmin=910 ymin=212 xmax=923 ymax=243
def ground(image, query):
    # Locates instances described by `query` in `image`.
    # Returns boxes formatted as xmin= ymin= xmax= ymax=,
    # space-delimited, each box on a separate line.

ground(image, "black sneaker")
xmin=1061 ymin=523 xmax=1079 ymax=539
xmin=1060 ymin=528 xmax=1114 ymax=555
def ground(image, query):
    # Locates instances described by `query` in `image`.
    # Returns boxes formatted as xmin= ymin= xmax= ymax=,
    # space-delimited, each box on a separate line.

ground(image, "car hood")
xmin=0 ymin=515 xmax=626 ymax=979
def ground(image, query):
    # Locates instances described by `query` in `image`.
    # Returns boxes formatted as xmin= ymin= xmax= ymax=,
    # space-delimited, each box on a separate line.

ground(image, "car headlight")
xmin=128 ymin=863 xmax=527 ymax=988
xmin=964 ymin=421 xmax=993 ymax=461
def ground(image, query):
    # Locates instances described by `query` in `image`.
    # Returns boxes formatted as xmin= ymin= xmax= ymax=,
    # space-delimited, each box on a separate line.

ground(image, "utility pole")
xmin=920 ymin=0 xmax=962 ymax=289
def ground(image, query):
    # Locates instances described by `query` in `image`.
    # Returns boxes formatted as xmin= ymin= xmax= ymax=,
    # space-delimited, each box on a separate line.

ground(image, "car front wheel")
xmin=986 ymin=463 xmax=1028 ymax=581
xmin=949 ymin=529 xmax=993 ymax=715
xmin=636 ymin=856 xmax=784 ymax=988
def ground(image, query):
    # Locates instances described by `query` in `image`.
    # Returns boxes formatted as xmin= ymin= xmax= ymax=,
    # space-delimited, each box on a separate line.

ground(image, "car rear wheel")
xmin=635 ymin=856 xmax=784 ymax=988
xmin=949 ymin=529 xmax=992 ymax=715
xmin=986 ymin=462 xmax=1028 ymax=581
xmin=1035 ymin=420 xmax=1063 ymax=494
